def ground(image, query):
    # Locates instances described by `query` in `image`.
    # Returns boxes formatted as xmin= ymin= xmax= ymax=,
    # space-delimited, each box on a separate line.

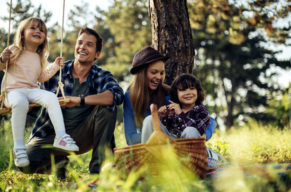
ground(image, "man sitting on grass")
xmin=19 ymin=27 xmax=124 ymax=179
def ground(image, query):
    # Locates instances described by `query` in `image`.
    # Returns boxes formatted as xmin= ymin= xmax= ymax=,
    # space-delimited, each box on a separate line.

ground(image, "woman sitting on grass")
xmin=123 ymin=47 xmax=223 ymax=167
xmin=124 ymin=47 xmax=216 ymax=144
xmin=123 ymin=47 xmax=170 ymax=145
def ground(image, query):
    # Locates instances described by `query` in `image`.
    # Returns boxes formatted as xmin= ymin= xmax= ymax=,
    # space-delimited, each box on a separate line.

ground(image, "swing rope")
xmin=56 ymin=0 xmax=66 ymax=98
xmin=0 ymin=0 xmax=12 ymax=110
xmin=0 ymin=0 xmax=68 ymax=114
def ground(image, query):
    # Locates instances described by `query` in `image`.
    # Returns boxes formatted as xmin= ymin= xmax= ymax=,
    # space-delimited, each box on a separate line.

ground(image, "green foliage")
xmin=46 ymin=1 xmax=138 ymax=81
xmin=212 ymin=162 xmax=291 ymax=192
xmin=188 ymin=0 xmax=291 ymax=129
xmin=0 ymin=120 xmax=14 ymax=172
xmin=104 ymin=0 xmax=151 ymax=67
xmin=102 ymin=63 xmax=130 ymax=81
xmin=265 ymin=86 xmax=291 ymax=128
xmin=48 ymin=2 xmax=92 ymax=61
xmin=208 ymin=121 xmax=291 ymax=163
xmin=0 ymin=0 xmax=52 ymax=47
xmin=114 ymin=122 xmax=127 ymax=148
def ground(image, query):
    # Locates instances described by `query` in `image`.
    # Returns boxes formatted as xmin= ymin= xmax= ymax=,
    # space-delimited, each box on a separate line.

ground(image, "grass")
xmin=0 ymin=120 xmax=290 ymax=191
xmin=207 ymin=121 xmax=291 ymax=164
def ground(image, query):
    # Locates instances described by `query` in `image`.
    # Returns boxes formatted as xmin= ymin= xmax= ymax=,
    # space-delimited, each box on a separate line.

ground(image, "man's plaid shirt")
xmin=30 ymin=60 xmax=124 ymax=139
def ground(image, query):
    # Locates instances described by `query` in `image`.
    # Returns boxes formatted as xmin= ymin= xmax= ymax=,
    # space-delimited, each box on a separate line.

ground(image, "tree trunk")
xmin=226 ymin=96 xmax=234 ymax=128
xmin=222 ymin=74 xmax=235 ymax=129
xmin=149 ymin=0 xmax=194 ymax=85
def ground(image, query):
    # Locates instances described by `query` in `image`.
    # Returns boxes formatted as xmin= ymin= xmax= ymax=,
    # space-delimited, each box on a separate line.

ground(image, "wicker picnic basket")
xmin=114 ymin=104 xmax=209 ymax=178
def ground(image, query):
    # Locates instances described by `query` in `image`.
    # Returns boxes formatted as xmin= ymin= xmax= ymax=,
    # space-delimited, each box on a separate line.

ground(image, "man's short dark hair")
xmin=78 ymin=27 xmax=102 ymax=52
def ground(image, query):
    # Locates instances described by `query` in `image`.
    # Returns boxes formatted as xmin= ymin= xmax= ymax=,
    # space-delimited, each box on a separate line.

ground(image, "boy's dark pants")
xmin=20 ymin=105 xmax=117 ymax=174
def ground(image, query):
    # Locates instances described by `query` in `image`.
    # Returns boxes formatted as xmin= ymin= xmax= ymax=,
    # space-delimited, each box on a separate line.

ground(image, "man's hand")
xmin=59 ymin=96 xmax=80 ymax=107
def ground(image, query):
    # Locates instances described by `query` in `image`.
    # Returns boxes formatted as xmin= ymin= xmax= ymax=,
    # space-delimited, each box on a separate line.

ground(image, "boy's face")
xmin=74 ymin=33 xmax=100 ymax=65
xmin=177 ymin=86 xmax=197 ymax=108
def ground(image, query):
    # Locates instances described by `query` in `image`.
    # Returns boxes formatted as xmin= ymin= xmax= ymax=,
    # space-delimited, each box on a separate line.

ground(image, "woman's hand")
xmin=168 ymin=100 xmax=182 ymax=115
xmin=54 ymin=57 xmax=64 ymax=68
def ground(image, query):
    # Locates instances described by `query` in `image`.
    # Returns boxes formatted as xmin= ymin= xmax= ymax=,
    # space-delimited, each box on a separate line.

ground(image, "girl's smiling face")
xmin=146 ymin=60 xmax=165 ymax=90
xmin=23 ymin=21 xmax=46 ymax=48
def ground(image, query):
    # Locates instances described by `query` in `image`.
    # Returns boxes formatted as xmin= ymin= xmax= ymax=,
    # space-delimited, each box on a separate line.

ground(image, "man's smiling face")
xmin=74 ymin=33 xmax=100 ymax=65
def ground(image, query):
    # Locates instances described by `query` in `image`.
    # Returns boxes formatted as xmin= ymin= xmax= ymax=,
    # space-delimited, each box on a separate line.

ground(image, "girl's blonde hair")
xmin=129 ymin=65 xmax=169 ymax=127
xmin=11 ymin=17 xmax=48 ymax=70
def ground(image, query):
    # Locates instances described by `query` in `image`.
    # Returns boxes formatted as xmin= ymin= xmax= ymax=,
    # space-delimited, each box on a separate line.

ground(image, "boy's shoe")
xmin=14 ymin=148 xmax=30 ymax=167
xmin=207 ymin=148 xmax=227 ymax=168
xmin=53 ymin=134 xmax=79 ymax=151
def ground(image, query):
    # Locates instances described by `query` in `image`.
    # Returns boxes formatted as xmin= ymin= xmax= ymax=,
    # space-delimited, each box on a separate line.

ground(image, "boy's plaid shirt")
xmin=30 ymin=60 xmax=124 ymax=139
xmin=161 ymin=104 xmax=210 ymax=137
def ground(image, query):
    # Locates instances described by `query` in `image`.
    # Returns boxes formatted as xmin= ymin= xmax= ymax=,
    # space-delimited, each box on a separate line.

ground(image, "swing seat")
xmin=114 ymin=104 xmax=209 ymax=178
xmin=0 ymin=97 xmax=70 ymax=115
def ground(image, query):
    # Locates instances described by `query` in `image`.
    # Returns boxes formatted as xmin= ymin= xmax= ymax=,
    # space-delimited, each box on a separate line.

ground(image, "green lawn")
xmin=0 ymin=120 xmax=290 ymax=191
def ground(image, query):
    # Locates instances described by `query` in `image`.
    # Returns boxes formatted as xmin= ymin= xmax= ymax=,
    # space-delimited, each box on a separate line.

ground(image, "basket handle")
xmin=150 ymin=104 xmax=162 ymax=132
xmin=146 ymin=104 xmax=172 ymax=145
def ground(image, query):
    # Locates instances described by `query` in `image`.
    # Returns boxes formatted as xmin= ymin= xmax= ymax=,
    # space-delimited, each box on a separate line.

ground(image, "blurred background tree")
xmin=188 ymin=0 xmax=290 ymax=129
xmin=266 ymin=86 xmax=291 ymax=129
xmin=103 ymin=0 xmax=151 ymax=82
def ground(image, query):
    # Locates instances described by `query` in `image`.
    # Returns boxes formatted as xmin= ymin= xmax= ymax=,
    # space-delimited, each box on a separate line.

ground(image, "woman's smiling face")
xmin=146 ymin=60 xmax=165 ymax=90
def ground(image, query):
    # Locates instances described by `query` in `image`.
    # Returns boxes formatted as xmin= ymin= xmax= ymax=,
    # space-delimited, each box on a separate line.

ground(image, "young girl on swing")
xmin=0 ymin=17 xmax=79 ymax=167
xmin=142 ymin=73 xmax=210 ymax=142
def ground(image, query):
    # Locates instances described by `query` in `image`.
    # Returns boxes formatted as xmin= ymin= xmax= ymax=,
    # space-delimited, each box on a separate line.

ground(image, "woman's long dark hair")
xmin=129 ymin=66 xmax=169 ymax=127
